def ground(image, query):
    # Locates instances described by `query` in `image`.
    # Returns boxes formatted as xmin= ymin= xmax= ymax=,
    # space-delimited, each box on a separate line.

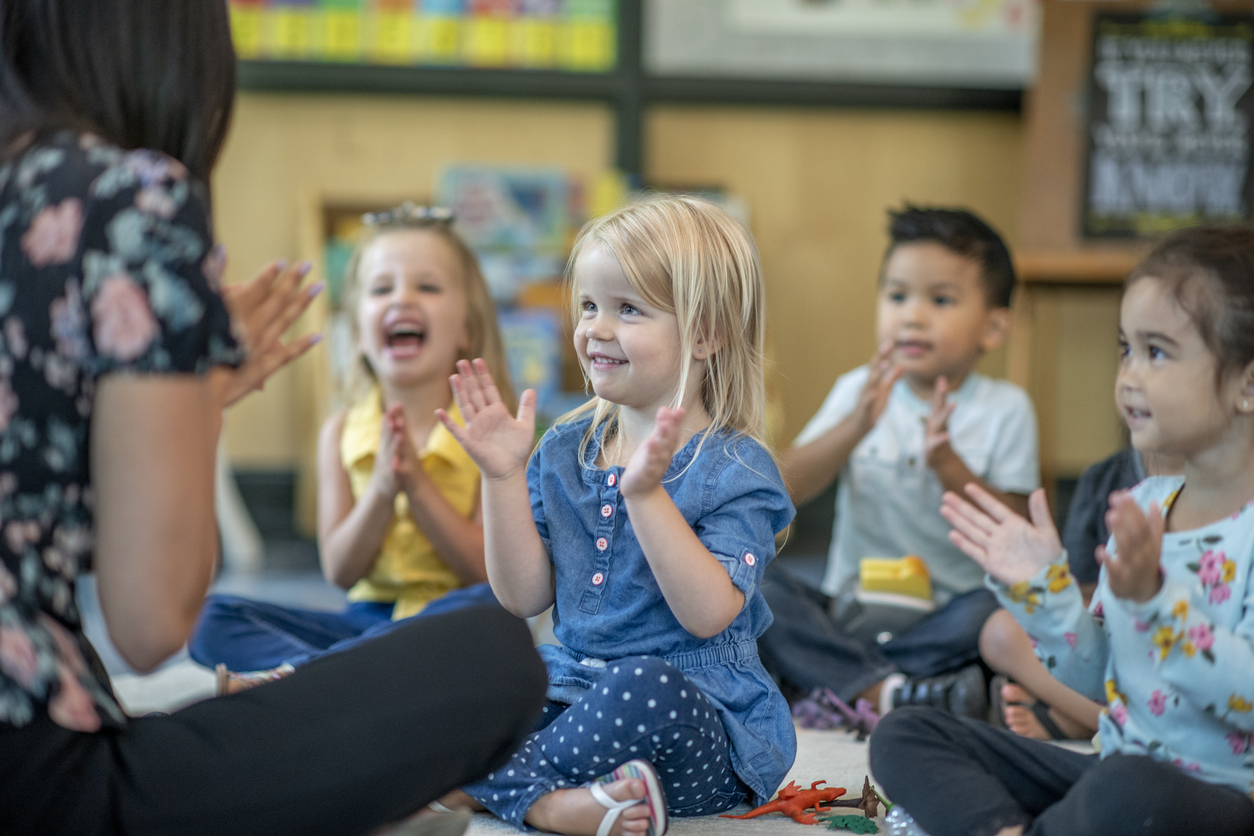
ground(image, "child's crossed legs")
xmin=463 ymin=657 xmax=746 ymax=831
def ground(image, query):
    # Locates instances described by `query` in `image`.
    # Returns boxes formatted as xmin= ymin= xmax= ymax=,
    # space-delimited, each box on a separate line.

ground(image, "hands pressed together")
xmin=369 ymin=404 xmax=425 ymax=501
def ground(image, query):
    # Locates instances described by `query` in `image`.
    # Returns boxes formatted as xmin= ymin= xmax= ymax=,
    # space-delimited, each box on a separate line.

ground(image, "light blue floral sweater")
xmin=988 ymin=476 xmax=1254 ymax=799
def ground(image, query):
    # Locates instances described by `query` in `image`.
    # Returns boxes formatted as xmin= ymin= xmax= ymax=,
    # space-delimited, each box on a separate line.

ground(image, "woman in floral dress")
xmin=0 ymin=2 xmax=545 ymax=834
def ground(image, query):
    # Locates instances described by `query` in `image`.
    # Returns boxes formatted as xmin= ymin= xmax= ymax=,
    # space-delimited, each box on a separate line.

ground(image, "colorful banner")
xmin=228 ymin=0 xmax=616 ymax=72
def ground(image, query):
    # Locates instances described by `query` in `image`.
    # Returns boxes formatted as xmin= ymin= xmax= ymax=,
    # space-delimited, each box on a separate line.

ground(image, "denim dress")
xmin=528 ymin=416 xmax=796 ymax=804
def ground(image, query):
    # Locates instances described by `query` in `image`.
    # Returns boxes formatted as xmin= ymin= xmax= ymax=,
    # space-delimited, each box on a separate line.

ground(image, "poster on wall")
xmin=1083 ymin=14 xmax=1254 ymax=239
xmin=646 ymin=0 xmax=1039 ymax=89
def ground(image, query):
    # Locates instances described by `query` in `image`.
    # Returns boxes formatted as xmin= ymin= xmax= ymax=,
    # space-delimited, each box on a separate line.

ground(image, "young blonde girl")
xmin=189 ymin=207 xmax=516 ymax=685
xmin=437 ymin=195 xmax=795 ymax=835
xmin=871 ymin=226 xmax=1254 ymax=836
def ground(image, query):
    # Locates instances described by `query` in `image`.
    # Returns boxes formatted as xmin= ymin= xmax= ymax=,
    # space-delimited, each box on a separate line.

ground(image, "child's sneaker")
xmin=890 ymin=664 xmax=987 ymax=719
xmin=215 ymin=662 xmax=295 ymax=696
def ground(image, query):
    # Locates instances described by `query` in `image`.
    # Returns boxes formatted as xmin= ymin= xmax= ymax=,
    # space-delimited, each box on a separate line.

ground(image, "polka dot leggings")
xmin=463 ymin=656 xmax=747 ymax=828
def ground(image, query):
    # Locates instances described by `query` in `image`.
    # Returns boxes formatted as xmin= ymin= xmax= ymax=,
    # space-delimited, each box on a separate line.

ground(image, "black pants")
xmin=0 ymin=605 xmax=547 ymax=836
xmin=758 ymin=562 xmax=999 ymax=702
xmin=870 ymin=706 xmax=1254 ymax=836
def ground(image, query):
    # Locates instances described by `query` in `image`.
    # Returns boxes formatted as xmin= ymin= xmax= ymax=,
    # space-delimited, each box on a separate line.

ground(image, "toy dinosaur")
xmin=792 ymin=688 xmax=879 ymax=739
xmin=720 ymin=780 xmax=848 ymax=825
xmin=825 ymin=776 xmax=882 ymax=819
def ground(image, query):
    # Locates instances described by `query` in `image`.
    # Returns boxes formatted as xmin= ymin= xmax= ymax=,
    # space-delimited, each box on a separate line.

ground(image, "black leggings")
xmin=0 ymin=605 xmax=547 ymax=836
xmin=870 ymin=706 xmax=1254 ymax=836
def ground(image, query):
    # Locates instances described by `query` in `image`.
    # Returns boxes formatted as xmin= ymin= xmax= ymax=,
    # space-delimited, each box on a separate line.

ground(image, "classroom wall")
xmin=213 ymin=95 xmax=1030 ymax=509
xmin=645 ymin=106 xmax=1024 ymax=445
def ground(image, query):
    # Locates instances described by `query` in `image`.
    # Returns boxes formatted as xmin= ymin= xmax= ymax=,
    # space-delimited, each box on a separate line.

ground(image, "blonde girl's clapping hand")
xmin=620 ymin=407 xmax=684 ymax=499
xmin=1096 ymin=490 xmax=1165 ymax=603
xmin=941 ymin=483 xmax=1063 ymax=585
xmin=439 ymin=359 xmax=537 ymax=481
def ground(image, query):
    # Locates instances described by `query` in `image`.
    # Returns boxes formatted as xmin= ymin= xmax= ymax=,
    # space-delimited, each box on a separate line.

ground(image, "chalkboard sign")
xmin=1083 ymin=14 xmax=1254 ymax=239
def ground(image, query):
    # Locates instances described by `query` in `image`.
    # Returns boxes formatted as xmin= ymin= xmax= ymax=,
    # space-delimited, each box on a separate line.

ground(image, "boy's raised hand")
xmin=923 ymin=375 xmax=958 ymax=466
xmin=1096 ymin=491 xmax=1164 ymax=603
xmin=438 ymin=358 xmax=536 ymax=481
xmin=853 ymin=340 xmax=904 ymax=434
xmin=941 ymin=484 xmax=1061 ymax=585
xmin=621 ymin=407 xmax=684 ymax=499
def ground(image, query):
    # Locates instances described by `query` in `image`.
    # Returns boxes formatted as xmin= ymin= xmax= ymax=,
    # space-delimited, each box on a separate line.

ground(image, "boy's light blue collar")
xmin=895 ymin=372 xmax=981 ymax=411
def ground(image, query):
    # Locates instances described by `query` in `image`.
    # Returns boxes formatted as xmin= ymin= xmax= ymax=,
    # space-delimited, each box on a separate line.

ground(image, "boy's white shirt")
xmin=795 ymin=366 xmax=1040 ymax=599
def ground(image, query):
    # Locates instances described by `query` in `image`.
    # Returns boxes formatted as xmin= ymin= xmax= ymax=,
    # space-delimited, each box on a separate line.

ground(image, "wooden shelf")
xmin=1014 ymin=248 xmax=1147 ymax=285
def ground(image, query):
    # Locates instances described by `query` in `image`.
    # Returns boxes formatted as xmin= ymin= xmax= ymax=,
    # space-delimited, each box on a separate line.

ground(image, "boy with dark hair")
xmin=760 ymin=204 xmax=1039 ymax=720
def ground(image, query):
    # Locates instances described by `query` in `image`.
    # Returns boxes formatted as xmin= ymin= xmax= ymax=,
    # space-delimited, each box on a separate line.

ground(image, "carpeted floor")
xmin=113 ymin=664 xmax=886 ymax=834
xmin=462 ymin=727 xmax=885 ymax=835
xmin=115 ymin=661 xmax=1100 ymax=835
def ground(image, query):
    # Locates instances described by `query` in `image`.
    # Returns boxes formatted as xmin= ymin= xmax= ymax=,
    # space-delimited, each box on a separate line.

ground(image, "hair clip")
xmin=361 ymin=202 xmax=455 ymax=227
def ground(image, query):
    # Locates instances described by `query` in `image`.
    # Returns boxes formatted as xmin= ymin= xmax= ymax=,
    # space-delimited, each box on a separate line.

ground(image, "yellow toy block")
xmin=859 ymin=556 xmax=932 ymax=601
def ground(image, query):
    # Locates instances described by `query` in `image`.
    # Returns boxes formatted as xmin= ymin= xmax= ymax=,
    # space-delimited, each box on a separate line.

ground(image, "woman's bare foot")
xmin=435 ymin=789 xmax=487 ymax=813
xmin=525 ymin=778 xmax=652 ymax=836
xmin=1001 ymin=683 xmax=1092 ymax=740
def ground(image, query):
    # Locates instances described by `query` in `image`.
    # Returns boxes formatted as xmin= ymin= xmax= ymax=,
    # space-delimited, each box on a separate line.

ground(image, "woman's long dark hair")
xmin=0 ymin=0 xmax=237 ymax=183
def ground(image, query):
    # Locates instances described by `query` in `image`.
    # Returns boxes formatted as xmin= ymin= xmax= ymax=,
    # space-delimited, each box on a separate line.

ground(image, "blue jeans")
xmin=188 ymin=582 xmax=500 ymax=671
xmin=465 ymin=657 xmax=746 ymax=828
xmin=757 ymin=562 xmax=999 ymax=703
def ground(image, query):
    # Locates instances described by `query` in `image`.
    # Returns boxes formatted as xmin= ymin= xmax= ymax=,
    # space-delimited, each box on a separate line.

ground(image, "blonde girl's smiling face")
xmin=1116 ymin=276 xmax=1241 ymax=458
xmin=356 ymin=229 xmax=468 ymax=391
xmin=573 ymin=244 xmax=696 ymax=418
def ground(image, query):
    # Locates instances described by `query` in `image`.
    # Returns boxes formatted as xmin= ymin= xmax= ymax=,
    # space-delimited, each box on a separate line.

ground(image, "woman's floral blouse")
xmin=0 ymin=132 xmax=241 ymax=732
xmin=989 ymin=475 xmax=1254 ymax=799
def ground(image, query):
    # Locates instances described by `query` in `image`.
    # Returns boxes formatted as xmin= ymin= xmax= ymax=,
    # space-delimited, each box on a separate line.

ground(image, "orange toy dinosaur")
xmin=719 ymin=780 xmax=848 ymax=825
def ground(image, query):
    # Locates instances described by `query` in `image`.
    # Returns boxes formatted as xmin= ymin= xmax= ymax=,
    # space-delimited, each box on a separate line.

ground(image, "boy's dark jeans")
xmin=870 ymin=707 xmax=1254 ymax=836
xmin=757 ymin=561 xmax=999 ymax=703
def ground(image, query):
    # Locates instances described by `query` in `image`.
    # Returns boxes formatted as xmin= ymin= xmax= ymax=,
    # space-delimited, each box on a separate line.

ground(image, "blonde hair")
xmin=557 ymin=193 xmax=768 ymax=456
xmin=341 ymin=220 xmax=517 ymax=414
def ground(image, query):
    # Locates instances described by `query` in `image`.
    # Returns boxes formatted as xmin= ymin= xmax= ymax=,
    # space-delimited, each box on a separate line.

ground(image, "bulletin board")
xmin=644 ymin=0 xmax=1040 ymax=89
xmin=227 ymin=0 xmax=617 ymax=73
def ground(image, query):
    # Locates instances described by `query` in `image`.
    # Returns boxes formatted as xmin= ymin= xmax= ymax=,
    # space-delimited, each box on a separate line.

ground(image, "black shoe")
xmin=892 ymin=664 xmax=988 ymax=719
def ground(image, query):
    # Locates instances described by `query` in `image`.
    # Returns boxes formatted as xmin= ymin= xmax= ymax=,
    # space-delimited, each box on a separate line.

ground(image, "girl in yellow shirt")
xmin=189 ymin=205 xmax=516 ymax=690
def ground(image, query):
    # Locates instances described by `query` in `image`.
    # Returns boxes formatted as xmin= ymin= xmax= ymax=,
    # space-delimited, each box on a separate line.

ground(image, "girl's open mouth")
xmin=385 ymin=323 xmax=426 ymax=359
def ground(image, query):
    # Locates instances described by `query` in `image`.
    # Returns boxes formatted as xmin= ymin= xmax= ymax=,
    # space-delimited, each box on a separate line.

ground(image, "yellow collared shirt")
xmin=340 ymin=389 xmax=479 ymax=619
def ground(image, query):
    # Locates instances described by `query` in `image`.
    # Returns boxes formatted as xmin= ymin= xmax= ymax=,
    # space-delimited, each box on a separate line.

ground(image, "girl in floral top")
xmin=869 ymin=226 xmax=1254 ymax=836
xmin=0 ymin=2 xmax=545 ymax=835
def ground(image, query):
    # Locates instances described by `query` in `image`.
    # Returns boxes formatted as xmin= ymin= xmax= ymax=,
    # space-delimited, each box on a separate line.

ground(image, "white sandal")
xmin=589 ymin=759 xmax=668 ymax=836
